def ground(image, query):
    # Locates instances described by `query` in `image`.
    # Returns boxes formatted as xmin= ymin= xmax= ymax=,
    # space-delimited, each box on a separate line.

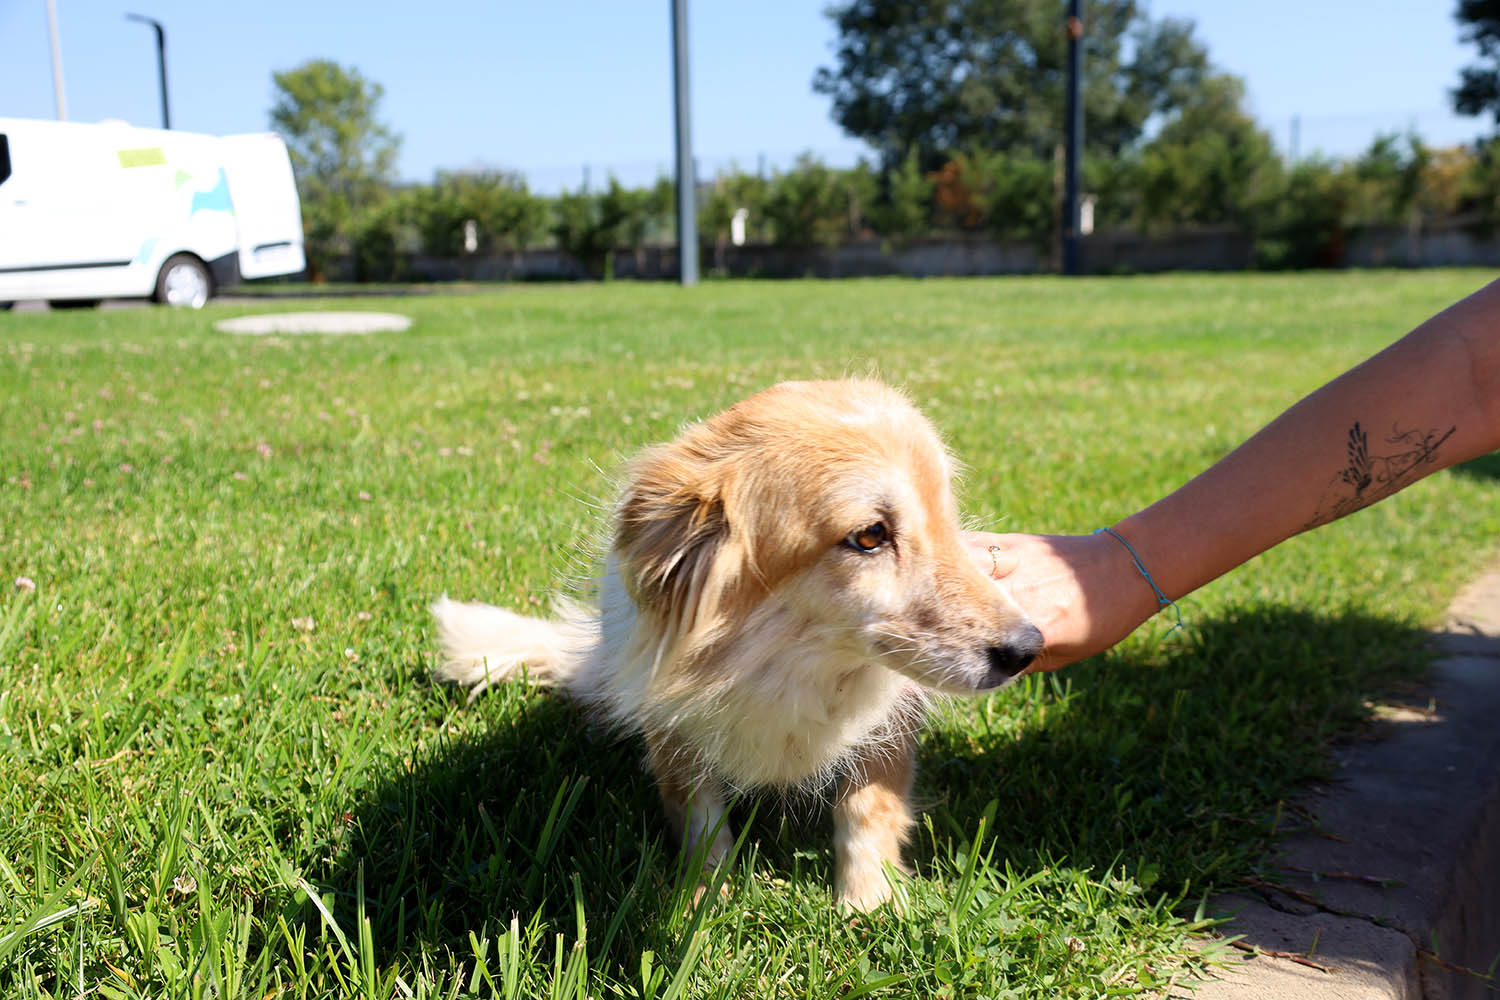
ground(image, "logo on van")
xmin=117 ymin=147 xmax=167 ymax=168
xmin=190 ymin=169 xmax=234 ymax=215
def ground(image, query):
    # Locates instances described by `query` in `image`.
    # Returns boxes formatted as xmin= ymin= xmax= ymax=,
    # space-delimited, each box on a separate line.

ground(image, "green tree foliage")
xmin=812 ymin=0 xmax=1213 ymax=169
xmin=269 ymin=60 xmax=401 ymax=278
xmin=702 ymin=170 xmax=771 ymax=269
xmin=261 ymin=62 xmax=1499 ymax=280
xmin=761 ymin=155 xmax=872 ymax=246
xmin=1252 ymin=159 xmax=1353 ymax=270
xmin=412 ymin=169 xmax=545 ymax=259
xmin=345 ymin=190 xmax=410 ymax=282
xmin=872 ymin=148 xmax=936 ymax=240
xmin=550 ymin=178 xmax=668 ymax=278
xmin=923 ymin=148 xmax=1058 ymax=246
xmin=1349 ymin=133 xmax=1430 ymax=225
xmin=1137 ymin=75 xmax=1280 ymax=230
xmin=967 ymin=150 xmax=1057 ymax=243
xmin=1456 ymin=138 xmax=1500 ymax=228
xmin=1453 ymin=0 xmax=1500 ymax=128
xmin=1421 ymin=144 xmax=1478 ymax=220
xmin=614 ymin=178 xmax=672 ymax=257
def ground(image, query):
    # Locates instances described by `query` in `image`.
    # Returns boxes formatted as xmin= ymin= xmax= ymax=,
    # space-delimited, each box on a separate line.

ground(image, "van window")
xmin=0 ymin=135 xmax=10 ymax=187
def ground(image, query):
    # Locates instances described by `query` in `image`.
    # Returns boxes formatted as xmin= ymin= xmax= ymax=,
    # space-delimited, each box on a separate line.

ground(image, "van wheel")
xmin=155 ymin=254 xmax=212 ymax=309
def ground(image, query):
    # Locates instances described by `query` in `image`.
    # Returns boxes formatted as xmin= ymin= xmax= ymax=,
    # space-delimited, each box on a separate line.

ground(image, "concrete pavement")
xmin=1190 ymin=559 xmax=1500 ymax=999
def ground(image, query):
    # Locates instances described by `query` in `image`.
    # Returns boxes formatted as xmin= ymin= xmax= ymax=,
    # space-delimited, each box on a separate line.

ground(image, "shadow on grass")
xmin=323 ymin=605 xmax=1432 ymax=972
xmin=1452 ymin=451 xmax=1500 ymax=482
xmin=321 ymin=691 xmax=683 ymax=967
xmin=917 ymin=607 xmax=1430 ymax=889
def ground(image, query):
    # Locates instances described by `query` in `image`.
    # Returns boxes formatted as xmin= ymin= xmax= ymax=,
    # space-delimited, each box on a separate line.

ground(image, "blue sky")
xmin=3 ymin=1 xmax=1487 ymax=192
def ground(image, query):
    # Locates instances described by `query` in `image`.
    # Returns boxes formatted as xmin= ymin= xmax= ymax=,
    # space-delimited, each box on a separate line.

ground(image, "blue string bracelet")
xmin=1093 ymin=527 xmax=1184 ymax=637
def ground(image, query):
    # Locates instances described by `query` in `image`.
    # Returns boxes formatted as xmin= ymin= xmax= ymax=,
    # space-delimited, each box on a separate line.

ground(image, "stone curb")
xmin=1189 ymin=560 xmax=1500 ymax=999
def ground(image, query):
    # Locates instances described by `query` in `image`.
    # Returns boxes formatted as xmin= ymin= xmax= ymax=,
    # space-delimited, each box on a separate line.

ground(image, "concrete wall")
xmin=1345 ymin=216 xmax=1500 ymax=268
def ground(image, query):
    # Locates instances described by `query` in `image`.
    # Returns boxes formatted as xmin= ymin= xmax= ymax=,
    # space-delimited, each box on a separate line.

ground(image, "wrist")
xmin=1093 ymin=524 xmax=1180 ymax=633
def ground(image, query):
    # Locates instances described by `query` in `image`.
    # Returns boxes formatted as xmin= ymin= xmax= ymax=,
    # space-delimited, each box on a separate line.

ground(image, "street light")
xmin=125 ymin=13 xmax=170 ymax=130
xmin=670 ymin=0 xmax=697 ymax=286
xmin=46 ymin=0 xmax=68 ymax=120
xmin=1062 ymin=0 xmax=1083 ymax=276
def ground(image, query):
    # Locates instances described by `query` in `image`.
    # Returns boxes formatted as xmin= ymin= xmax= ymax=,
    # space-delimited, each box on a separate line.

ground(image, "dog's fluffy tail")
xmin=431 ymin=596 xmax=598 ymax=701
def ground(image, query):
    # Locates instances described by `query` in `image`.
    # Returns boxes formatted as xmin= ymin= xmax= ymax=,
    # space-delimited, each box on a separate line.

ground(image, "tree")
xmin=269 ymin=60 xmax=401 ymax=277
xmin=1349 ymin=132 xmax=1429 ymax=226
xmin=702 ymin=169 xmax=769 ymax=268
xmin=1418 ymin=144 xmax=1476 ymax=221
xmin=615 ymin=178 xmax=672 ymax=262
xmin=1136 ymin=74 xmax=1280 ymax=230
xmin=1453 ymin=0 xmax=1500 ymax=128
xmin=871 ymin=148 xmax=936 ymax=241
xmin=1253 ymin=159 xmax=1353 ymax=270
xmin=550 ymin=178 xmax=649 ymax=279
xmin=1458 ymin=138 xmax=1500 ymax=227
xmin=761 ymin=155 xmax=870 ymax=247
xmin=412 ymin=170 xmax=544 ymax=259
xmin=812 ymin=0 xmax=1214 ymax=169
xmin=964 ymin=149 xmax=1057 ymax=243
xmin=345 ymin=189 xmax=411 ymax=282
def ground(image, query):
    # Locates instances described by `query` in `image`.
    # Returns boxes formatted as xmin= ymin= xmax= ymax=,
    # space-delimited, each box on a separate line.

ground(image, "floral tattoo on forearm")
xmin=1305 ymin=421 xmax=1456 ymax=529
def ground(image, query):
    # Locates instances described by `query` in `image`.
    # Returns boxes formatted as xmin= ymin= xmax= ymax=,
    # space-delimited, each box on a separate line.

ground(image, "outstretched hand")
xmin=964 ymin=530 xmax=1160 ymax=672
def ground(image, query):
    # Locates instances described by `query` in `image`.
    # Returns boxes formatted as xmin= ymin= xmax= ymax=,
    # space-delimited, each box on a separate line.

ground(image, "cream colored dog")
xmin=433 ymin=379 xmax=1040 ymax=911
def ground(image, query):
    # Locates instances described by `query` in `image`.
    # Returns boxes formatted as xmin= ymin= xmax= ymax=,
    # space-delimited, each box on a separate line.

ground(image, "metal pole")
xmin=46 ymin=0 xmax=68 ymax=120
xmin=1062 ymin=0 xmax=1084 ymax=276
xmin=671 ymin=0 xmax=698 ymax=286
xmin=126 ymin=14 xmax=170 ymax=129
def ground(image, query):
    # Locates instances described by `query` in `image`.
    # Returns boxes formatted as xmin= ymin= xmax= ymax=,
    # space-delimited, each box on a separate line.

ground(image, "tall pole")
xmin=671 ymin=0 xmax=698 ymax=286
xmin=126 ymin=14 xmax=170 ymax=130
xmin=1062 ymin=0 xmax=1084 ymax=276
xmin=46 ymin=0 xmax=68 ymax=120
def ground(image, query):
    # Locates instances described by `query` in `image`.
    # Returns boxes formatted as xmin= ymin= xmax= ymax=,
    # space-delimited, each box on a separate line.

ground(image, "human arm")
xmin=970 ymin=277 xmax=1500 ymax=671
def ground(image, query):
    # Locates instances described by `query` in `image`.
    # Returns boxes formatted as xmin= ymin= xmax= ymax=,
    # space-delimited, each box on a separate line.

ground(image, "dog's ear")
xmin=615 ymin=443 xmax=747 ymax=658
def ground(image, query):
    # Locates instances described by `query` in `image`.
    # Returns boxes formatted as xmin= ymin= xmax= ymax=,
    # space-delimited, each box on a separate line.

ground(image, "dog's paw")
xmin=688 ymin=877 xmax=734 ymax=910
xmin=835 ymin=863 xmax=905 ymax=913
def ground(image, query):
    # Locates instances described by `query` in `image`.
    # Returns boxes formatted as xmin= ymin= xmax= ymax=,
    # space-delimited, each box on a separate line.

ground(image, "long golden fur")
xmin=433 ymin=378 xmax=1041 ymax=911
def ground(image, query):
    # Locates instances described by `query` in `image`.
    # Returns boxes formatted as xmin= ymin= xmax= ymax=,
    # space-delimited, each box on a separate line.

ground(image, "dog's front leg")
xmin=645 ymin=731 xmax=735 ymax=871
xmin=833 ymin=733 xmax=916 ymax=912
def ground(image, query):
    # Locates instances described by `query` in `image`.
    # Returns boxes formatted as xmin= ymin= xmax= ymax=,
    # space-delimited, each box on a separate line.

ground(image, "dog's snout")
xmin=982 ymin=623 xmax=1044 ymax=686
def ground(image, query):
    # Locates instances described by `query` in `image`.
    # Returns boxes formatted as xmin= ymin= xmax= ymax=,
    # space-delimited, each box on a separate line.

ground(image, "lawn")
xmin=2 ymin=271 xmax=1497 ymax=998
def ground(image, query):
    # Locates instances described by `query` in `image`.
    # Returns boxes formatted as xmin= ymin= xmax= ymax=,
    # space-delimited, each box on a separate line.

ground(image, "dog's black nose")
xmin=984 ymin=624 xmax=1044 ymax=686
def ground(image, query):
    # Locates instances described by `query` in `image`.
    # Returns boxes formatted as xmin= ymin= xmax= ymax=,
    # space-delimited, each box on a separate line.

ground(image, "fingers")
xmin=963 ymin=531 xmax=1022 ymax=580
xmin=960 ymin=530 xmax=1142 ymax=671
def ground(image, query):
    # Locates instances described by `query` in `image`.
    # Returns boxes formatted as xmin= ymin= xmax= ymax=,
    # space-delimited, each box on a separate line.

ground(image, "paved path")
xmin=1190 ymin=558 xmax=1500 ymax=999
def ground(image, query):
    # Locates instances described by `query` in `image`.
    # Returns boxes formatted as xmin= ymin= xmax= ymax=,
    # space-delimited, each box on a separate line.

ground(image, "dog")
xmin=432 ymin=378 xmax=1042 ymax=911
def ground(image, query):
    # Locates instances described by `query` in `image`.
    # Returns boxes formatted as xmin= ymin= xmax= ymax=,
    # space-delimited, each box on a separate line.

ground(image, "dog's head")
xmin=614 ymin=378 xmax=1042 ymax=693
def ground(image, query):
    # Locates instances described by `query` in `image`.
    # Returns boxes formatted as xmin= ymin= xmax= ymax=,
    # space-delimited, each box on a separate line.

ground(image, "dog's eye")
xmin=845 ymin=522 xmax=889 ymax=553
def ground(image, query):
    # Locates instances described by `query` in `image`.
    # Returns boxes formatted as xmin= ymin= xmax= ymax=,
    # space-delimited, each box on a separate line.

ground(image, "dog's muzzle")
xmin=982 ymin=623 xmax=1045 ymax=687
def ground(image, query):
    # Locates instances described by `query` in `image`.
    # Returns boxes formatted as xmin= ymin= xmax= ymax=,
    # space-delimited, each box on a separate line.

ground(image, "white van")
xmin=0 ymin=118 xmax=306 ymax=308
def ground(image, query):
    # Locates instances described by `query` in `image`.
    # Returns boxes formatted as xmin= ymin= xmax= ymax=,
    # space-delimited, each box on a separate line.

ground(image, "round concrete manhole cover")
xmin=214 ymin=312 xmax=413 ymax=336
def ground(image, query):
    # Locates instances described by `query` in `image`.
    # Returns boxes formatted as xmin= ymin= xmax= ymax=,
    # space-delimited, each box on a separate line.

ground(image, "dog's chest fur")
xmin=568 ymin=562 xmax=921 ymax=790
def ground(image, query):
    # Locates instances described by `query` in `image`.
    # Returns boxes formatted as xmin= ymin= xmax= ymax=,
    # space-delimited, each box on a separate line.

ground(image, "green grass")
xmin=2 ymin=271 xmax=1497 ymax=998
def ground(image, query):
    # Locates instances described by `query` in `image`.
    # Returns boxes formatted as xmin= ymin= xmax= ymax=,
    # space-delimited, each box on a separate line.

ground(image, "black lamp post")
xmin=125 ymin=13 xmax=170 ymax=130
xmin=1062 ymin=0 xmax=1083 ymax=275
